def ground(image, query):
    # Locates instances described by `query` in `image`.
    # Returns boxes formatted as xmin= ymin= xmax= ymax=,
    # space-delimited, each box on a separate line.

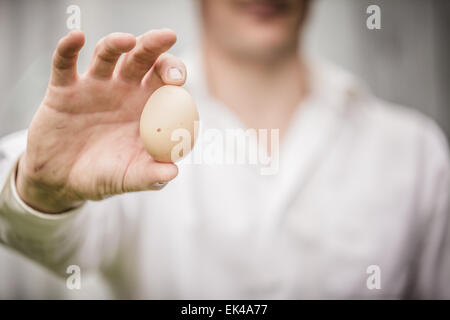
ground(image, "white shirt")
xmin=0 ymin=54 xmax=449 ymax=299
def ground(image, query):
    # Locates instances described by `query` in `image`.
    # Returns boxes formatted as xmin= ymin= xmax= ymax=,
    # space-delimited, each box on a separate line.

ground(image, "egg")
xmin=139 ymin=85 xmax=199 ymax=163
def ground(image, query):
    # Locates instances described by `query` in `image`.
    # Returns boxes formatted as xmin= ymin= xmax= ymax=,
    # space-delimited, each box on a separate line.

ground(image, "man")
xmin=0 ymin=0 xmax=449 ymax=299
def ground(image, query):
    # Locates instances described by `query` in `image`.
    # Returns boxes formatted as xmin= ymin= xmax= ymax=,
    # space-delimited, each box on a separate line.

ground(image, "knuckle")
xmin=53 ymin=51 xmax=71 ymax=70
xmin=96 ymin=39 xmax=119 ymax=63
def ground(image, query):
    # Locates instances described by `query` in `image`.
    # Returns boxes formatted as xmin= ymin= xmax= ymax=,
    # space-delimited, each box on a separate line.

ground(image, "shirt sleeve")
xmin=409 ymin=120 xmax=450 ymax=299
xmin=0 ymin=131 xmax=124 ymax=278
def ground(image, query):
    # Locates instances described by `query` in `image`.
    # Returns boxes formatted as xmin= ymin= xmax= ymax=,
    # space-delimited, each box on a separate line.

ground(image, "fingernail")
xmin=168 ymin=68 xmax=183 ymax=81
xmin=151 ymin=181 xmax=168 ymax=190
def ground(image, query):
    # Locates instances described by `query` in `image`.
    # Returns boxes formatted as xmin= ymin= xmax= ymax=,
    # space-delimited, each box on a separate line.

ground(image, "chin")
xmin=233 ymin=28 xmax=297 ymax=59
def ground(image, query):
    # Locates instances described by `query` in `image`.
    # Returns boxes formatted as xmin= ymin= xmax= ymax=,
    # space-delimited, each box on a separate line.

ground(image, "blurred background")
xmin=0 ymin=0 xmax=448 ymax=299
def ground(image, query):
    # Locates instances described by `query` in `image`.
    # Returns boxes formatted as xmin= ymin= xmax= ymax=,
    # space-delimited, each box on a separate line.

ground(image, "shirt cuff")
xmin=7 ymin=155 xmax=84 ymax=220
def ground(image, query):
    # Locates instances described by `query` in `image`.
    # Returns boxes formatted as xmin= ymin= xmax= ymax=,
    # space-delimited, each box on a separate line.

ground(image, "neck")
xmin=202 ymin=38 xmax=308 ymax=138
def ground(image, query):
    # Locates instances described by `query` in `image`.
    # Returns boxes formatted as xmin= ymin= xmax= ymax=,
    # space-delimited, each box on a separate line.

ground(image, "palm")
xmin=40 ymin=78 xmax=151 ymax=199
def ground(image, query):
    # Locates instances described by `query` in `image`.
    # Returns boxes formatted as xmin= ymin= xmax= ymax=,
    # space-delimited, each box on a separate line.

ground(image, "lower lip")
xmin=240 ymin=2 xmax=287 ymax=18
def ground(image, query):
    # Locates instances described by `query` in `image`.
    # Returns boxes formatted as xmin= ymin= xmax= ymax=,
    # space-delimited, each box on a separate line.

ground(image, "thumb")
xmin=122 ymin=150 xmax=178 ymax=192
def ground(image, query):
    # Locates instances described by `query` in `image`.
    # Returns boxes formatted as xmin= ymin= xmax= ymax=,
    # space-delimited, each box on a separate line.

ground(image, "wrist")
xmin=15 ymin=154 xmax=83 ymax=214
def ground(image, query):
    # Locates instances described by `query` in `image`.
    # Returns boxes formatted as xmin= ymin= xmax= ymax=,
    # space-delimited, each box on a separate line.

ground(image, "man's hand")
xmin=16 ymin=29 xmax=186 ymax=213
